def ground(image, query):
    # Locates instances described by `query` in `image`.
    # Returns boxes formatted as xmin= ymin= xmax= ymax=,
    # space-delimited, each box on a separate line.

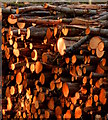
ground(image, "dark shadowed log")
xmin=44 ymin=3 xmax=97 ymax=15
xmin=16 ymin=5 xmax=46 ymax=14
xmin=18 ymin=18 xmax=62 ymax=25
xmin=86 ymin=27 xmax=108 ymax=37
xmin=65 ymin=35 xmax=91 ymax=55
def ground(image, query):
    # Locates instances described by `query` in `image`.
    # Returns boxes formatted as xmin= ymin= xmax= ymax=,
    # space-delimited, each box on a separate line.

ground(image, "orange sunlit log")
xmin=75 ymin=106 xmax=82 ymax=119
xmin=35 ymin=61 xmax=43 ymax=74
xmin=48 ymin=97 xmax=54 ymax=110
xmin=10 ymin=86 xmax=15 ymax=95
xmin=57 ymin=38 xmax=66 ymax=56
xmin=16 ymin=72 xmax=22 ymax=85
xmin=31 ymin=49 xmax=38 ymax=61
xmin=13 ymin=48 xmax=20 ymax=57
xmin=62 ymin=82 xmax=69 ymax=97
xmin=18 ymin=84 xmax=23 ymax=94
xmin=7 ymin=97 xmax=12 ymax=111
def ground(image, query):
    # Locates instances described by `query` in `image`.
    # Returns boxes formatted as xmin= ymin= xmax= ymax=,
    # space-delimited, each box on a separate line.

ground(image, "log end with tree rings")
xmin=96 ymin=47 xmax=104 ymax=58
xmin=8 ymin=14 xmax=17 ymax=24
xmin=89 ymin=36 xmax=102 ymax=49
xmin=57 ymin=38 xmax=66 ymax=56
xmin=98 ymin=41 xmax=104 ymax=52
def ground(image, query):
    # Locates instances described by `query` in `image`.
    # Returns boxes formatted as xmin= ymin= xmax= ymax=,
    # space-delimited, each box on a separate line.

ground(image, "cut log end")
xmin=96 ymin=47 xmax=104 ymax=58
xmin=8 ymin=14 xmax=17 ymax=24
xmin=16 ymin=72 xmax=22 ymax=85
xmin=62 ymin=82 xmax=69 ymax=97
xmin=17 ymin=22 xmax=25 ymax=29
xmin=98 ymin=41 xmax=104 ymax=52
xmin=31 ymin=49 xmax=38 ymax=61
xmin=57 ymin=38 xmax=66 ymax=56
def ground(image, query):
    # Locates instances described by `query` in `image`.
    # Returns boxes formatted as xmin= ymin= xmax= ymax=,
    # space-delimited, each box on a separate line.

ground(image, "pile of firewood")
xmin=2 ymin=2 xmax=108 ymax=119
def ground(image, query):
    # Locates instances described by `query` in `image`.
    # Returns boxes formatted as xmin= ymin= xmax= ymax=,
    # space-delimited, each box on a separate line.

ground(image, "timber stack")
xmin=1 ymin=2 xmax=108 ymax=119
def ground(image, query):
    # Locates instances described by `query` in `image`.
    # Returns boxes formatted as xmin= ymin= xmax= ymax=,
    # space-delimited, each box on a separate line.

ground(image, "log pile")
xmin=2 ymin=2 xmax=108 ymax=119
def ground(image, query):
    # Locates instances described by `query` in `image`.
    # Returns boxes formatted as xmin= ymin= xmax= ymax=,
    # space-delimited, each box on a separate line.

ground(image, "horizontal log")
xmin=44 ymin=3 xmax=97 ymax=15
xmin=65 ymin=35 xmax=91 ymax=55
xmin=86 ymin=27 xmax=108 ymax=37
xmin=18 ymin=18 xmax=62 ymax=25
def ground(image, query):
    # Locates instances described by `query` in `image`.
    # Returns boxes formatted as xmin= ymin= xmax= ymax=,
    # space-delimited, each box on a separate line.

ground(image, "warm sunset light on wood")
xmin=2 ymin=2 xmax=108 ymax=119
xmin=57 ymin=38 xmax=66 ymax=56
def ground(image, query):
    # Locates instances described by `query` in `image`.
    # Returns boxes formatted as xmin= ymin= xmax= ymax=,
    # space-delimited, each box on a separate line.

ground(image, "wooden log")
xmin=96 ymin=47 xmax=105 ymax=58
xmin=87 ymin=55 xmax=99 ymax=64
xmin=44 ymin=3 xmax=97 ymax=15
xmin=89 ymin=36 xmax=102 ymax=49
xmin=83 ymin=65 xmax=96 ymax=75
xmin=98 ymin=38 xmax=108 ymax=52
xmin=2 ymin=7 xmax=16 ymax=14
xmin=72 ymin=55 xmax=84 ymax=65
xmin=16 ymin=5 xmax=46 ymax=14
xmin=39 ymin=72 xmax=54 ymax=86
xmin=65 ymin=35 xmax=91 ymax=55
xmin=95 ymin=13 xmax=108 ymax=21
xmin=89 ymin=72 xmax=107 ymax=79
xmin=18 ymin=18 xmax=62 ymax=25
xmin=62 ymin=82 xmax=80 ymax=97
xmin=86 ymin=27 xmax=108 ymax=37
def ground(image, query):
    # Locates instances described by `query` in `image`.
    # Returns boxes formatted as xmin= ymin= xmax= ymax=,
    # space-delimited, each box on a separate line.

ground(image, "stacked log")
xmin=2 ymin=2 xmax=108 ymax=119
